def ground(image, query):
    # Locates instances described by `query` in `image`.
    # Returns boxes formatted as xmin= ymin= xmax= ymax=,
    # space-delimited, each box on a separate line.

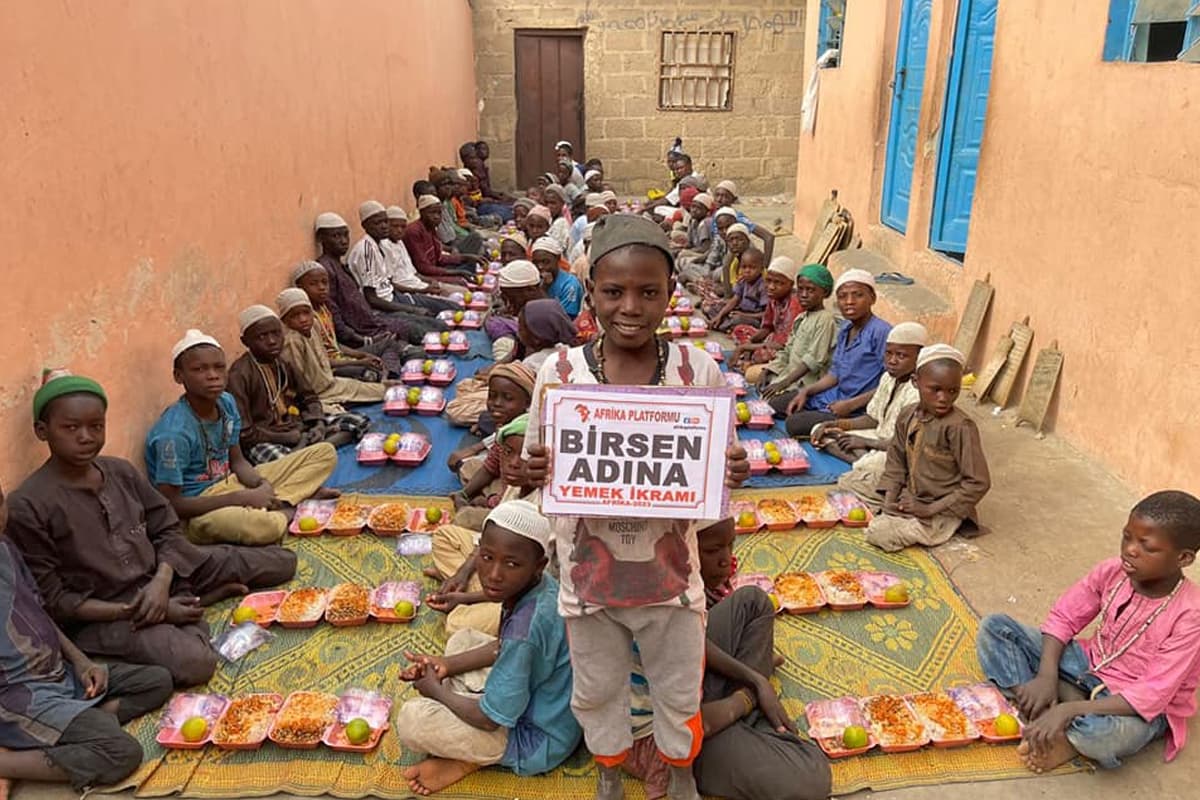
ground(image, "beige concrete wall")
xmin=474 ymin=1 xmax=808 ymax=195
xmin=0 ymin=0 xmax=477 ymax=490
xmin=793 ymin=0 xmax=1200 ymax=494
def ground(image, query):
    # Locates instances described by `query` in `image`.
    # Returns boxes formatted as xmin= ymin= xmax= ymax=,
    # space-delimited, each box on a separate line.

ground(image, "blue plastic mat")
xmin=327 ymin=345 xmax=489 ymax=496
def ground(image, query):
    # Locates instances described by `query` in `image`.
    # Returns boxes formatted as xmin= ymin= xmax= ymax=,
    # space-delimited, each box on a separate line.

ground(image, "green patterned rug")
xmin=107 ymin=490 xmax=1079 ymax=798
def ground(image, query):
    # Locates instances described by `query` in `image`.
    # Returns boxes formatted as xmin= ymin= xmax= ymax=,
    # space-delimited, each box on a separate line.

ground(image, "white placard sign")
xmin=540 ymin=384 xmax=734 ymax=519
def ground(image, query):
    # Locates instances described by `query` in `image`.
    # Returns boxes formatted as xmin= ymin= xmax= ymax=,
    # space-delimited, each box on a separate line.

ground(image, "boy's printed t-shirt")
xmin=525 ymin=342 xmax=725 ymax=617
xmin=480 ymin=574 xmax=582 ymax=775
xmin=347 ymin=236 xmax=395 ymax=302
xmin=145 ymin=392 xmax=241 ymax=496
xmin=762 ymin=293 xmax=803 ymax=346
xmin=548 ymin=269 xmax=583 ymax=318
xmin=1042 ymin=558 xmax=1200 ymax=761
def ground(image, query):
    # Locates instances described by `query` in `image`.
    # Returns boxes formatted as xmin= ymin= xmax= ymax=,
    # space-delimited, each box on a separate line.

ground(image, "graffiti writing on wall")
xmin=574 ymin=9 xmax=801 ymax=36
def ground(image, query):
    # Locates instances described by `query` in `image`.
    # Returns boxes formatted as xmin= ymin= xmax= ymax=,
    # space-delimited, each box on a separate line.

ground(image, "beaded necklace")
xmin=253 ymin=360 xmax=289 ymax=420
xmin=1090 ymin=575 xmax=1183 ymax=672
xmin=587 ymin=334 xmax=669 ymax=386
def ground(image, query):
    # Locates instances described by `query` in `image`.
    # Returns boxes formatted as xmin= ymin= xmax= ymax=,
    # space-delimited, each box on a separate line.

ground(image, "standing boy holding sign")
xmin=525 ymin=215 xmax=749 ymax=800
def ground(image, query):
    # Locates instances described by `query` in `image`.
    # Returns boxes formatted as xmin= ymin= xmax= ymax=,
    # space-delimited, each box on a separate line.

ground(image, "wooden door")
xmin=514 ymin=30 xmax=585 ymax=189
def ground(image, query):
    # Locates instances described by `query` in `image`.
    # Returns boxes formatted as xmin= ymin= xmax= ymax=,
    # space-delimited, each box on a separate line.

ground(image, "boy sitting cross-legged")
xmin=227 ymin=305 xmax=370 ymax=465
xmin=866 ymin=344 xmax=991 ymax=551
xmin=395 ymin=500 xmax=582 ymax=796
xmin=8 ymin=371 xmax=296 ymax=687
xmin=145 ymin=329 xmax=338 ymax=546
xmin=0 ymin=481 xmax=174 ymax=793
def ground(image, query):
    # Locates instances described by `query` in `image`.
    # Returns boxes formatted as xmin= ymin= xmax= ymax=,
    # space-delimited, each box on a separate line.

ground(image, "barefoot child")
xmin=706 ymin=247 xmax=767 ymax=333
xmin=428 ymin=414 xmax=536 ymax=637
xmin=146 ymin=330 xmax=338 ymax=546
xmin=783 ymin=269 xmax=891 ymax=437
xmin=8 ymin=372 xmax=296 ymax=686
xmin=524 ymin=215 xmax=751 ymax=800
xmin=228 ymin=305 xmax=370 ymax=465
xmin=866 ymin=344 xmax=990 ymax=551
xmin=816 ymin=322 xmax=926 ymax=509
xmin=732 ymin=256 xmax=802 ymax=374
xmin=623 ymin=518 xmax=832 ymax=800
xmin=396 ymin=500 xmax=582 ymax=796
xmin=977 ymin=491 xmax=1200 ymax=772
xmin=0 ymin=484 xmax=173 ymax=792
xmin=757 ymin=264 xmax=838 ymax=414
xmin=276 ymin=288 xmax=386 ymax=413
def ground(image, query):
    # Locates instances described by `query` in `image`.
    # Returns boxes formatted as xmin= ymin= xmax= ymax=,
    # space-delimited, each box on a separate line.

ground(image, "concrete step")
xmin=828 ymin=249 xmax=957 ymax=343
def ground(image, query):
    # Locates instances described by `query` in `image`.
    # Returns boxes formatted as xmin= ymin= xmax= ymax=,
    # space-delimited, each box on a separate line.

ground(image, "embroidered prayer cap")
xmin=715 ymin=179 xmax=738 ymax=196
xmin=238 ymin=304 xmax=280 ymax=336
xmin=513 ymin=197 xmax=536 ymax=211
xmin=527 ymin=205 xmax=553 ymax=222
xmin=497 ymin=412 xmax=530 ymax=441
xmin=916 ymin=343 xmax=966 ymax=371
xmin=488 ymin=362 xmax=536 ymax=396
xmin=798 ymin=263 xmax=833 ymax=292
xmin=313 ymin=211 xmax=348 ymax=232
xmin=485 ymin=498 xmax=552 ymax=553
xmin=584 ymin=169 xmax=602 ymax=182
xmin=540 ymin=172 xmax=558 ymax=185
xmin=33 ymin=369 xmax=107 ymax=423
xmin=386 ymin=206 xmax=408 ymax=221
xmin=714 ymin=206 xmax=738 ymax=221
xmin=588 ymin=213 xmax=674 ymax=276
xmin=358 ymin=200 xmax=386 ymax=222
xmin=554 ymin=140 xmax=573 ymax=151
xmin=531 ymin=236 xmax=564 ymax=256
xmin=725 ymin=223 xmax=751 ymax=239
xmin=766 ymin=256 xmax=798 ymax=281
xmin=598 ymin=190 xmax=618 ymax=204
xmin=585 ymin=193 xmax=606 ymax=209
xmin=291 ymin=260 xmax=326 ymax=285
xmin=543 ymin=184 xmax=568 ymax=201
xmin=456 ymin=168 xmax=474 ymax=181
xmin=692 ymin=192 xmax=714 ymax=210
xmin=417 ymin=194 xmax=442 ymax=211
xmin=834 ymin=268 xmax=876 ymax=293
xmin=171 ymin=329 xmax=222 ymax=362
xmin=696 ymin=516 xmax=734 ymax=535
xmin=497 ymin=259 xmax=541 ymax=289
xmin=887 ymin=322 xmax=929 ymax=347
xmin=679 ymin=186 xmax=700 ymax=209
xmin=276 ymin=287 xmax=312 ymax=318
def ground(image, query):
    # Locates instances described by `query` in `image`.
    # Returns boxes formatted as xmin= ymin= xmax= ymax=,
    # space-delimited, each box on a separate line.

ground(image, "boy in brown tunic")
xmin=867 ymin=344 xmax=991 ymax=551
xmin=7 ymin=373 xmax=296 ymax=686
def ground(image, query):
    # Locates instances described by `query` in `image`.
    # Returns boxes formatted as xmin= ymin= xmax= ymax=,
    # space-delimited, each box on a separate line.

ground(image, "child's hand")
xmin=725 ymin=443 xmax=750 ymax=488
xmin=413 ymin=669 xmax=444 ymax=698
xmin=1021 ymin=703 xmax=1074 ymax=753
xmin=785 ymin=389 xmax=809 ymax=416
xmin=426 ymin=592 xmax=471 ymax=614
xmin=524 ymin=444 xmax=551 ymax=486
xmin=1014 ymin=675 xmax=1058 ymax=721
xmin=828 ymin=399 xmax=856 ymax=418
xmin=751 ymin=678 xmax=796 ymax=734
xmin=164 ymin=597 xmax=204 ymax=625
xmin=403 ymin=651 xmax=449 ymax=681
xmin=78 ymin=660 xmax=109 ymax=699
xmin=896 ymin=496 xmax=934 ymax=519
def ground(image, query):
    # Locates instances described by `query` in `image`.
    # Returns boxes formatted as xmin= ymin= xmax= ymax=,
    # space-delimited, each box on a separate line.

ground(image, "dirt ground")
xmin=11 ymin=206 xmax=1194 ymax=799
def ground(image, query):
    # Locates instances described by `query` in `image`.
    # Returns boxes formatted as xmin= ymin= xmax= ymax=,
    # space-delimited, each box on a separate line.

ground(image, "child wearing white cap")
xmin=396 ymin=500 xmax=581 ymax=795
xmin=815 ymin=322 xmax=927 ymax=508
xmin=866 ymin=344 xmax=992 ymax=551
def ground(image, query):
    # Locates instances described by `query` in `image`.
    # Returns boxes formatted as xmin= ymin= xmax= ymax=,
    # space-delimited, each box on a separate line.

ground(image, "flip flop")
xmin=875 ymin=271 xmax=915 ymax=285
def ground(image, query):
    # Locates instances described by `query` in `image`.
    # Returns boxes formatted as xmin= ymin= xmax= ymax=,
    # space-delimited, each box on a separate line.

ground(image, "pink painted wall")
xmin=794 ymin=0 xmax=1200 ymax=494
xmin=0 ymin=0 xmax=477 ymax=489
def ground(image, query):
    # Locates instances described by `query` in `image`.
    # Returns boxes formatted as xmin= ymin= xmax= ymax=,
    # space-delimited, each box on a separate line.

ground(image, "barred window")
xmin=658 ymin=31 xmax=735 ymax=111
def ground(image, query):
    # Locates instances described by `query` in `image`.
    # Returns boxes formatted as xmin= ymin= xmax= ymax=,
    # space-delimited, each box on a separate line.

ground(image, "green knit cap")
xmin=498 ymin=413 xmax=529 ymax=441
xmin=798 ymin=263 xmax=834 ymax=292
xmin=33 ymin=370 xmax=107 ymax=422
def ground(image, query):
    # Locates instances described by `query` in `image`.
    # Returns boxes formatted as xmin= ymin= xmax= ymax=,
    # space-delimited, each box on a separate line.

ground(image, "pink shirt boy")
xmin=1041 ymin=558 xmax=1200 ymax=761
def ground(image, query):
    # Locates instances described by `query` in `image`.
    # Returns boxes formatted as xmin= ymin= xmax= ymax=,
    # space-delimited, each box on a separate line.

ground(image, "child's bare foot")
xmin=198 ymin=583 xmax=249 ymax=606
xmin=666 ymin=764 xmax=700 ymax=800
xmin=422 ymin=567 xmax=444 ymax=581
xmin=773 ymin=653 xmax=786 ymax=669
xmin=594 ymin=764 xmax=625 ymax=800
xmin=312 ymin=487 xmax=341 ymax=500
xmin=1018 ymin=735 xmax=1077 ymax=774
xmin=402 ymin=758 xmax=479 ymax=795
